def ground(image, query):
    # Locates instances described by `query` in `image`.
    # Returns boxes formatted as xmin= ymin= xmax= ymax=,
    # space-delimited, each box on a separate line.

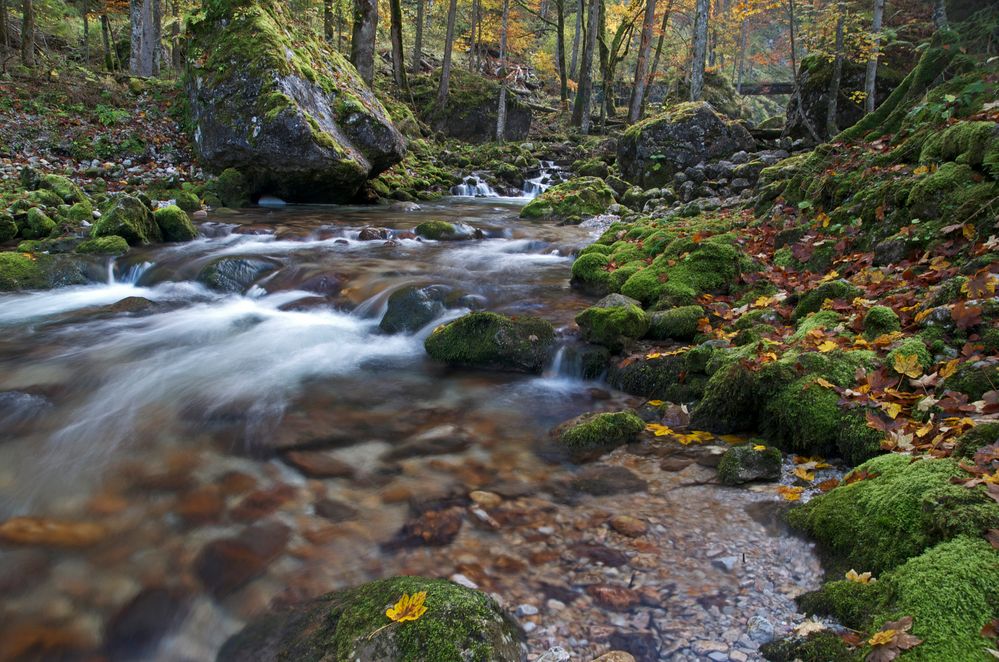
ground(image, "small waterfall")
xmin=452 ymin=175 xmax=499 ymax=198
xmin=109 ymin=259 xmax=154 ymax=285
xmin=542 ymin=342 xmax=594 ymax=381
xmin=521 ymin=161 xmax=566 ymax=199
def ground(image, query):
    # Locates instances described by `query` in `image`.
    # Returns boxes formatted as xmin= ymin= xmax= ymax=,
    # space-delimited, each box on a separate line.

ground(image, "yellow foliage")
xmin=386 ymin=592 xmax=428 ymax=623
xmin=892 ymin=353 xmax=923 ymax=379
xmin=846 ymin=569 xmax=876 ymax=584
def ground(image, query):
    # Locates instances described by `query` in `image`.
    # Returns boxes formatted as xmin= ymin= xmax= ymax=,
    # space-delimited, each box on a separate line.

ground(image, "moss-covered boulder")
xmin=207 ymin=168 xmax=251 ymax=208
xmin=217 ymin=576 xmax=525 ymax=662
xmin=717 ymin=443 xmax=782 ymax=485
xmin=21 ymin=208 xmax=56 ymax=240
xmin=520 ymin=177 xmax=615 ymax=222
xmin=0 ymin=252 xmax=97 ymax=291
xmin=787 ymin=454 xmax=999 ymax=574
xmin=953 ymin=422 xmax=999 ymax=459
xmin=621 ymin=237 xmax=746 ymax=307
xmin=0 ymin=214 xmax=17 ymax=242
xmin=414 ymin=221 xmax=479 ymax=241
xmin=574 ymin=294 xmax=649 ymax=352
xmin=154 ymin=205 xmax=199 ymax=242
xmin=607 ymin=350 xmax=708 ymax=402
xmin=186 ymin=0 xmax=406 ymax=203
xmin=67 ymin=200 xmax=94 ymax=223
xmin=885 ymin=337 xmax=933 ymax=375
xmin=552 ymin=410 xmax=645 ymax=456
xmin=791 ymin=279 xmax=862 ymax=320
xmin=76 ymin=236 xmax=129 ymax=256
xmin=648 ymin=305 xmax=704 ymax=341
xmin=91 ymin=196 xmax=162 ymax=245
xmin=616 ymin=102 xmax=755 ymax=187
xmin=409 ymin=68 xmax=531 ymax=143
xmin=943 ymin=361 xmax=999 ymax=401
xmin=0 ymin=252 xmax=49 ymax=290
xmin=38 ymin=174 xmax=86 ymax=204
xmin=863 ymin=305 xmax=901 ymax=338
xmin=424 ymin=312 xmax=555 ymax=373
xmin=174 ymin=190 xmax=202 ymax=213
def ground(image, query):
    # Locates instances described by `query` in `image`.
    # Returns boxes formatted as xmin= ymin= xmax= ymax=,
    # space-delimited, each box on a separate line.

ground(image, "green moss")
xmin=91 ymin=196 xmax=162 ymax=245
xmin=758 ymin=632 xmax=855 ymax=662
xmin=76 ymin=235 xmax=129 ymax=256
xmin=174 ymin=190 xmax=201 ymax=213
xmin=67 ymin=200 xmax=94 ymax=223
xmin=570 ymin=252 xmax=612 ymax=295
xmin=690 ymin=359 xmax=797 ymax=434
xmin=415 ymin=221 xmax=456 ymax=240
xmin=647 ymin=305 xmax=704 ymax=341
xmin=608 ymin=353 xmax=706 ymax=401
xmin=210 ymin=168 xmax=250 ymax=208
xmin=786 ymin=455 xmax=999 ymax=573
xmin=885 ymin=337 xmax=933 ymax=374
xmin=621 ymin=238 xmax=745 ymax=307
xmin=22 ymin=208 xmax=57 ymax=240
xmin=907 ymin=162 xmax=980 ymax=219
xmin=424 ymin=312 xmax=555 ymax=373
xmin=572 ymin=158 xmax=609 ymax=179
xmin=919 ymin=120 xmax=999 ymax=170
xmin=519 ymin=176 xmax=615 ymax=221
xmin=798 ymin=579 xmax=888 ymax=631
xmin=717 ymin=443 xmax=782 ymax=486
xmin=0 ymin=214 xmax=16 ymax=242
xmin=943 ymin=362 xmax=999 ymax=401
xmin=39 ymin=174 xmax=86 ymax=203
xmin=0 ymin=252 xmax=47 ymax=290
xmin=554 ymin=410 xmax=645 ymax=452
xmin=27 ymin=189 xmax=63 ymax=208
xmin=789 ymin=310 xmax=844 ymax=342
xmin=575 ymin=303 xmax=649 ymax=351
xmin=154 ymin=205 xmax=198 ymax=242
xmin=863 ymin=305 xmax=901 ymax=338
xmin=954 ymin=422 xmax=999 ymax=459
xmin=792 ymin=279 xmax=862 ymax=320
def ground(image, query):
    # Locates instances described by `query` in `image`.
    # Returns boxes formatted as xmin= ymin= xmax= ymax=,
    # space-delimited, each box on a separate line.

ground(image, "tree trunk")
xmin=129 ymin=0 xmax=161 ymax=76
xmin=572 ymin=0 xmax=599 ymax=131
xmin=786 ymin=0 xmax=820 ymax=142
xmin=324 ymin=0 xmax=334 ymax=41
xmin=642 ymin=0 xmax=673 ymax=110
xmin=101 ymin=13 xmax=113 ymax=70
xmin=170 ymin=0 xmax=181 ymax=69
xmin=496 ymin=0 xmax=510 ymax=142
xmin=825 ymin=6 xmax=845 ymax=137
xmin=438 ymin=0 xmax=458 ymax=106
xmin=932 ymin=0 xmax=946 ymax=29
xmin=411 ymin=0 xmax=424 ymax=73
xmin=0 ymin=0 xmax=7 ymax=53
xmin=350 ymin=0 xmax=377 ymax=86
xmin=689 ymin=0 xmax=708 ymax=100
xmin=569 ymin=0 xmax=581 ymax=79
xmin=20 ymin=0 xmax=32 ymax=67
xmin=627 ymin=0 xmax=656 ymax=122
xmin=389 ymin=0 xmax=408 ymax=91
xmin=556 ymin=0 xmax=568 ymax=109
xmin=735 ymin=18 xmax=747 ymax=92
xmin=863 ymin=0 xmax=885 ymax=113
xmin=468 ymin=0 xmax=478 ymax=71
xmin=82 ymin=0 xmax=90 ymax=64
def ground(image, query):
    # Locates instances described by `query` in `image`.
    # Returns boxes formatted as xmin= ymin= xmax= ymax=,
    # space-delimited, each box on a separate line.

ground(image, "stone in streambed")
xmin=0 ymin=516 xmax=106 ymax=548
xmin=414 ymin=220 xmax=480 ymax=241
xmin=282 ymin=450 xmax=355 ymax=478
xmin=570 ymin=466 xmax=648 ymax=496
xmin=381 ymin=424 xmax=472 ymax=460
xmin=91 ymin=195 xmax=162 ymax=245
xmin=424 ymin=311 xmax=555 ymax=374
xmin=314 ymin=498 xmax=359 ymax=522
xmin=197 ymin=255 xmax=281 ymax=293
xmin=194 ymin=521 xmax=290 ymax=597
xmin=520 ymin=176 xmax=616 ymax=222
xmin=153 ymin=205 xmax=198 ymax=242
xmin=552 ymin=410 xmax=645 ymax=457
xmin=379 ymin=285 xmax=450 ymax=334
xmin=717 ymin=443 xmax=782 ymax=486
xmin=575 ymin=294 xmax=649 ymax=352
xmin=609 ymin=514 xmax=647 ymax=537
xmin=104 ymin=587 xmax=192 ymax=660
xmin=217 ymin=576 xmax=525 ymax=662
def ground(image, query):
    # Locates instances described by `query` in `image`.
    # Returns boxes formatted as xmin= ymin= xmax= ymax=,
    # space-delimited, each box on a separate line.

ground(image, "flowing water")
xmin=0 ymin=198 xmax=821 ymax=661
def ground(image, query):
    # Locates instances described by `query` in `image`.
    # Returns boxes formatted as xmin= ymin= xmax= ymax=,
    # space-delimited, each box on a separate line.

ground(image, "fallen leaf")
xmin=893 ymin=353 xmax=923 ymax=379
xmin=777 ymin=485 xmax=804 ymax=501
xmin=846 ymin=569 xmax=876 ymax=584
xmin=386 ymin=591 xmax=428 ymax=623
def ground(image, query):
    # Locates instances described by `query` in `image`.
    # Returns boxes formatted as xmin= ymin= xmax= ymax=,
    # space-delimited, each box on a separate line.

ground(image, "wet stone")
xmin=608 ymin=632 xmax=659 ymax=662
xmin=230 ymin=483 xmax=296 ymax=521
xmin=383 ymin=506 xmax=464 ymax=549
xmin=570 ymin=466 xmax=648 ymax=496
xmin=282 ymin=450 xmax=355 ymax=479
xmin=586 ymin=584 xmax=641 ymax=611
xmin=104 ymin=586 xmax=191 ymax=660
xmin=570 ymin=543 xmax=629 ymax=567
xmin=609 ymin=514 xmax=647 ymax=537
xmin=313 ymin=498 xmax=359 ymax=522
xmin=194 ymin=521 xmax=290 ymax=598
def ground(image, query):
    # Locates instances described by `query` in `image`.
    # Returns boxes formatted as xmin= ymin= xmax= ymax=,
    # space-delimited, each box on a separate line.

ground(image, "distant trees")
xmin=627 ymin=0 xmax=656 ymax=122
xmin=21 ymin=0 xmax=33 ymax=66
xmin=350 ymin=0 xmax=377 ymax=85
xmin=388 ymin=0 xmax=408 ymax=92
xmin=438 ymin=0 xmax=459 ymax=105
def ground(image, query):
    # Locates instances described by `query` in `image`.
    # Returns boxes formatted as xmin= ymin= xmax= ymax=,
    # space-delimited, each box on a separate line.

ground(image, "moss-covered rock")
xmin=0 ymin=214 xmax=17 ymax=242
xmin=380 ymin=285 xmax=448 ymax=334
xmin=414 ymin=221 xmax=478 ymax=241
xmin=574 ymin=294 xmax=649 ymax=352
xmin=67 ymin=200 xmax=94 ymax=223
xmin=572 ymin=158 xmax=609 ymax=179
xmin=620 ymin=238 xmax=745 ymax=307
xmin=0 ymin=252 xmax=95 ymax=291
xmin=218 ymin=575 xmax=524 ymax=662
xmin=91 ymin=196 xmax=163 ymax=245
xmin=953 ymin=422 xmax=999 ymax=459
xmin=552 ymin=410 xmax=645 ymax=455
xmin=786 ymin=454 xmax=999 ymax=574
xmin=569 ymin=251 xmax=613 ymax=295
xmin=424 ymin=312 xmax=555 ymax=373
xmin=863 ymin=305 xmax=901 ymax=338
xmin=174 ymin=190 xmax=202 ymax=213
xmin=791 ymin=279 xmax=862 ymax=320
xmin=943 ymin=361 xmax=999 ymax=400
xmin=75 ymin=235 xmax=129 ymax=256
xmin=154 ymin=205 xmax=199 ymax=242
xmin=885 ymin=337 xmax=933 ymax=375
xmin=759 ymin=632 xmax=855 ymax=662
xmin=690 ymin=359 xmax=797 ymax=434
xmin=717 ymin=443 xmax=782 ymax=485
xmin=187 ymin=0 xmax=406 ymax=203
xmin=647 ymin=305 xmax=704 ymax=341
xmin=22 ymin=207 xmax=57 ymax=240
xmin=39 ymin=174 xmax=86 ymax=204
xmin=208 ymin=168 xmax=251 ymax=208
xmin=519 ymin=176 xmax=615 ymax=222
xmin=607 ymin=351 xmax=707 ymax=402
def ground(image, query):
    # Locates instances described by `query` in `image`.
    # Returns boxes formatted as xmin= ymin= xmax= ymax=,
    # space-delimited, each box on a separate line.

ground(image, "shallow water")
xmin=0 ymin=198 xmax=820 ymax=661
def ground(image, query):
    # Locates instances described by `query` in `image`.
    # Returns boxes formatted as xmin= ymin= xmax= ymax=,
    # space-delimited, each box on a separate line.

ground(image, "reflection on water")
xmin=0 ymin=199 xmax=819 ymax=661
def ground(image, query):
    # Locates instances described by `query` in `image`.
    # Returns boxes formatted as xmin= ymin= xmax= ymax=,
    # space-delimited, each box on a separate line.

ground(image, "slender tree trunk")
xmin=81 ymin=0 xmax=90 ymax=64
xmin=735 ymin=17 xmax=747 ymax=92
xmin=170 ymin=0 xmax=181 ymax=69
xmin=689 ymin=0 xmax=708 ymax=100
xmin=825 ymin=7 xmax=845 ymax=136
xmin=496 ymin=0 xmax=510 ymax=142
xmin=0 ymin=0 xmax=7 ymax=53
xmin=337 ymin=0 xmax=344 ymax=51
xmin=787 ymin=0 xmax=820 ymax=142
xmin=389 ymin=0 xmax=408 ymax=91
xmin=556 ymin=0 xmax=568 ymax=109
xmin=863 ymin=0 xmax=885 ymax=113
xmin=468 ymin=0 xmax=478 ymax=71
xmin=572 ymin=0 xmax=599 ymax=131
xmin=101 ymin=13 xmax=113 ymax=70
xmin=627 ymin=0 xmax=656 ymax=122
xmin=438 ymin=0 xmax=458 ymax=106
xmin=324 ymin=0 xmax=334 ymax=40
xmin=643 ymin=0 xmax=673 ymax=110
xmin=20 ymin=0 xmax=33 ymax=67
xmin=411 ymin=0 xmax=424 ymax=73
xmin=569 ymin=0 xmax=582 ymax=79
xmin=932 ymin=0 xmax=946 ymax=29
xmin=129 ymin=0 xmax=162 ymax=76
xmin=350 ymin=0 xmax=377 ymax=86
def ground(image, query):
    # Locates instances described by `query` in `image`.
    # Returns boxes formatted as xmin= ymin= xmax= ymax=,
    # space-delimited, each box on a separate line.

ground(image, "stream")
xmin=0 ymin=196 xmax=822 ymax=661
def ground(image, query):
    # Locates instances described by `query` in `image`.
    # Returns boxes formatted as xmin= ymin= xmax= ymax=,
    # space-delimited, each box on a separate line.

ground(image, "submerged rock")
xmin=424 ymin=312 xmax=555 ymax=373
xmin=197 ymin=255 xmax=281 ymax=293
xmin=186 ymin=0 xmax=406 ymax=202
xmin=717 ymin=443 xmax=782 ymax=485
xmin=380 ymin=285 xmax=451 ymax=334
xmin=217 ymin=576 xmax=525 ymax=662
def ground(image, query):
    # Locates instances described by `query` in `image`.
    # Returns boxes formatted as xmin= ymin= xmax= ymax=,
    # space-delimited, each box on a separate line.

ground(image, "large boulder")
xmin=186 ymin=0 xmax=406 ymax=203
xmin=411 ymin=69 xmax=531 ymax=143
xmin=617 ymin=101 xmax=755 ymax=188
xmin=520 ymin=176 xmax=616 ymax=222
xmin=91 ymin=196 xmax=162 ymax=245
xmin=784 ymin=54 xmax=904 ymax=143
xmin=218 ymin=576 xmax=525 ymax=662
xmin=424 ymin=311 xmax=555 ymax=373
xmin=0 ymin=252 xmax=101 ymax=291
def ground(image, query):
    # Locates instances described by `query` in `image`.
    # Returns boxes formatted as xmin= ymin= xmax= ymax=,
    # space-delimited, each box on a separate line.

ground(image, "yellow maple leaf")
xmin=386 ymin=592 xmax=428 ymax=623
xmin=777 ymin=485 xmax=804 ymax=501
xmin=869 ymin=629 xmax=897 ymax=647
xmin=819 ymin=270 xmax=840 ymax=283
xmin=817 ymin=340 xmax=839 ymax=353
xmin=752 ymin=444 xmax=768 ymax=451
xmin=754 ymin=295 xmax=775 ymax=308
xmin=645 ymin=352 xmax=663 ymax=359
xmin=892 ymin=353 xmax=923 ymax=379
xmin=794 ymin=467 xmax=815 ymax=482
xmin=846 ymin=569 xmax=876 ymax=584
xmin=645 ymin=423 xmax=673 ymax=437
xmin=881 ymin=402 xmax=903 ymax=420
xmin=816 ymin=211 xmax=830 ymax=228
xmin=814 ymin=377 xmax=836 ymax=389
xmin=912 ymin=165 xmax=929 ymax=176
xmin=961 ymin=223 xmax=976 ymax=241
xmin=647 ymin=400 xmax=665 ymax=406
xmin=938 ymin=358 xmax=960 ymax=379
